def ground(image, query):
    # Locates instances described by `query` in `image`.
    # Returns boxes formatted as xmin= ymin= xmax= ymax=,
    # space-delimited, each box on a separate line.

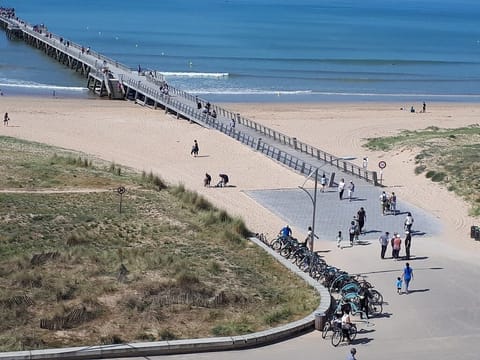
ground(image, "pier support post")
xmin=256 ymin=138 xmax=262 ymax=151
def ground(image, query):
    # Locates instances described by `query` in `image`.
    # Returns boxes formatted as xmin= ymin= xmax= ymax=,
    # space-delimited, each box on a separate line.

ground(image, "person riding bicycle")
xmin=341 ymin=309 xmax=353 ymax=344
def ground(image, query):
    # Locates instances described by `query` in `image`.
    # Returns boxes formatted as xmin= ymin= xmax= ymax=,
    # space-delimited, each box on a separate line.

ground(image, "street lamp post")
xmin=298 ymin=168 xmax=318 ymax=252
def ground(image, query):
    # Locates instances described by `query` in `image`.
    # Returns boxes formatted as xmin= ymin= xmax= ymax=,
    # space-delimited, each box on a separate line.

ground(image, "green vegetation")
xmin=0 ymin=136 xmax=318 ymax=351
xmin=364 ymin=125 xmax=480 ymax=216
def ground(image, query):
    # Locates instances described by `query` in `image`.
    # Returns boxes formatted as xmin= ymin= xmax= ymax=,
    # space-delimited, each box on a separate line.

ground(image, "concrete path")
xmin=105 ymin=188 xmax=480 ymax=360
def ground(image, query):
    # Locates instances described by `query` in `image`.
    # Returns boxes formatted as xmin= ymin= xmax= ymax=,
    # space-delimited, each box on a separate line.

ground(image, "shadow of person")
xmin=404 ymin=256 xmax=429 ymax=261
xmin=350 ymin=337 xmax=374 ymax=345
xmin=407 ymin=288 xmax=430 ymax=294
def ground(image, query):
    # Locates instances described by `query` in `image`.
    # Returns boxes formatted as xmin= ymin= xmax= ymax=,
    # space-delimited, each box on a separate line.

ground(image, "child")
xmin=396 ymin=277 xmax=403 ymax=294
xmin=336 ymin=231 xmax=343 ymax=248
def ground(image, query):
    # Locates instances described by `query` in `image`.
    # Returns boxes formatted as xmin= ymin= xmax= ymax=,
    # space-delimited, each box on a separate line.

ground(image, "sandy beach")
xmin=1 ymin=98 xmax=478 ymax=254
xmin=2 ymin=96 xmax=480 ymax=360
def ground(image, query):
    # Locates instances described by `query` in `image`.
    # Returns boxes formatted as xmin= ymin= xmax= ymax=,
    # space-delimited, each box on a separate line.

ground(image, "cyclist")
xmin=341 ymin=309 xmax=353 ymax=344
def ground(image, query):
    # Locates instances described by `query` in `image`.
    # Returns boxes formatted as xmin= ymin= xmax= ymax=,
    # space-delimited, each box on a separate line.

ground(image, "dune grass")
xmin=0 ymin=136 xmax=318 ymax=351
xmin=364 ymin=125 xmax=480 ymax=216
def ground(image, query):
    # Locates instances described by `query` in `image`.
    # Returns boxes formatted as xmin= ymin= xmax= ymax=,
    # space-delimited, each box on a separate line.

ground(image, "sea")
xmin=1 ymin=0 xmax=479 ymax=102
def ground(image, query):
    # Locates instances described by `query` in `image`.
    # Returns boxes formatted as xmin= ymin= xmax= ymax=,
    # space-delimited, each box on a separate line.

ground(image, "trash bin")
xmin=314 ymin=312 xmax=326 ymax=331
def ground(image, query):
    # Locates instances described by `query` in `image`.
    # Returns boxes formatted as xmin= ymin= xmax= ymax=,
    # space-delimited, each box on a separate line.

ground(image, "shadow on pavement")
xmin=404 ymin=256 xmax=429 ymax=261
xmin=407 ymin=288 xmax=430 ymax=294
xmin=372 ymin=312 xmax=392 ymax=319
xmin=351 ymin=337 xmax=374 ymax=345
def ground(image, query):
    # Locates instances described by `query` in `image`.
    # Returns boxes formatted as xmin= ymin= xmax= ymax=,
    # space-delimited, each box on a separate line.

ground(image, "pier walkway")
xmin=0 ymin=13 xmax=378 ymax=187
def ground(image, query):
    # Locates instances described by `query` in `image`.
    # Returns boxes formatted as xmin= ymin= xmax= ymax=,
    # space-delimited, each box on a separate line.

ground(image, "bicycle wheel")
xmin=349 ymin=324 xmax=357 ymax=341
xmin=370 ymin=289 xmax=383 ymax=304
xmin=271 ymin=240 xmax=282 ymax=251
xmin=321 ymin=322 xmax=331 ymax=339
xmin=331 ymin=329 xmax=342 ymax=347
xmin=280 ymin=247 xmax=291 ymax=258
xmin=368 ymin=302 xmax=383 ymax=317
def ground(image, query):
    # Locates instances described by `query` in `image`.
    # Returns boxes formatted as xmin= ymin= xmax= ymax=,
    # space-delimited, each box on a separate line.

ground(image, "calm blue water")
xmin=1 ymin=0 xmax=479 ymax=102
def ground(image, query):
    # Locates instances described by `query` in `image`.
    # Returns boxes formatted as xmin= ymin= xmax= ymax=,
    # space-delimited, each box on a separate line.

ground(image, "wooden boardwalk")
xmin=0 ymin=13 xmax=379 ymax=186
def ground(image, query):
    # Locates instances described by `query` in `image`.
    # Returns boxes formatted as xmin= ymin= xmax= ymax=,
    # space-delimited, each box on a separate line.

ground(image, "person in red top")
xmin=392 ymin=233 xmax=402 ymax=259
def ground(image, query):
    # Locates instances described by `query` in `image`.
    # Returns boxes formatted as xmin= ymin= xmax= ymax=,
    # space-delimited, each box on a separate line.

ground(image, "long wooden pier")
xmin=0 ymin=11 xmax=379 ymax=185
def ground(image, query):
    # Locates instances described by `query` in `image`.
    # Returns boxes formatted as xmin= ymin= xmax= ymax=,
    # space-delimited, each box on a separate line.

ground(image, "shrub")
xmin=176 ymin=272 xmax=200 ymax=288
xmin=425 ymin=170 xmax=436 ymax=179
xmin=414 ymin=165 xmax=426 ymax=175
xmin=159 ymin=329 xmax=177 ymax=340
xmin=431 ymin=172 xmax=446 ymax=182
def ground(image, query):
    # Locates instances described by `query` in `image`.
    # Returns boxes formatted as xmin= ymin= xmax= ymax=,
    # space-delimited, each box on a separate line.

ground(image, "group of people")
xmin=379 ymin=190 xmax=397 ymax=215
xmin=204 ymin=173 xmax=229 ymax=188
xmin=378 ymin=212 xmax=414 ymax=260
xmin=0 ymin=7 xmax=15 ymax=18
xmin=189 ymin=139 xmax=229 ymax=188
xmin=337 ymin=207 xmax=367 ymax=248
xmin=197 ymin=100 xmax=217 ymax=118
xmin=338 ymin=178 xmax=356 ymax=201
xmin=396 ymin=262 xmax=414 ymax=294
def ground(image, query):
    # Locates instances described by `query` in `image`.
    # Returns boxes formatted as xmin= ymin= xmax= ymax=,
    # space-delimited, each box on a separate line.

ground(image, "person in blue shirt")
xmin=346 ymin=348 xmax=357 ymax=360
xmin=280 ymin=225 xmax=292 ymax=239
xmin=402 ymin=262 xmax=414 ymax=294
xmin=396 ymin=277 xmax=403 ymax=294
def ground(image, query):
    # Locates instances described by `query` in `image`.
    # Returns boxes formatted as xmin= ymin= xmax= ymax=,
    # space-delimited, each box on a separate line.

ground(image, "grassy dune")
xmin=364 ymin=125 xmax=480 ymax=216
xmin=0 ymin=136 xmax=318 ymax=351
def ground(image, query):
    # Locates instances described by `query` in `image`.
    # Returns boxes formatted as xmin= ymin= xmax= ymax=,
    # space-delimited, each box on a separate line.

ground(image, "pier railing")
xmin=1 ymin=13 xmax=377 ymax=185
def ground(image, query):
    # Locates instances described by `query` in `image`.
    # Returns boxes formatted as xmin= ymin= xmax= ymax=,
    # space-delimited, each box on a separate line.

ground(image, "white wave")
xmin=187 ymin=89 xmax=312 ymax=95
xmin=161 ymin=72 xmax=229 ymax=78
xmin=0 ymin=79 xmax=87 ymax=92
xmin=311 ymin=91 xmax=480 ymax=98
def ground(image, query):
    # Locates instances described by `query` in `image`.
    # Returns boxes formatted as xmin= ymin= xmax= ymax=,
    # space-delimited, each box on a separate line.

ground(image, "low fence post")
xmin=256 ymin=138 xmax=262 ymax=151
xmin=372 ymin=171 xmax=379 ymax=186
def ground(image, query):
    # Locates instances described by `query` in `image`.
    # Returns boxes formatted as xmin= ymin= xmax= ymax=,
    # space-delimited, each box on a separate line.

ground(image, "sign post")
xmin=117 ymin=186 xmax=126 ymax=213
xmin=378 ymin=161 xmax=387 ymax=184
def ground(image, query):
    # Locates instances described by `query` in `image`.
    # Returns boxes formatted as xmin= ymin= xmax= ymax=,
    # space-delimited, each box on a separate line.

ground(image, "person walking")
xmin=380 ymin=191 xmax=388 ymax=215
xmin=402 ymin=262 xmax=414 ymax=294
xmin=390 ymin=191 xmax=397 ymax=215
xmin=405 ymin=230 xmax=412 ymax=259
xmin=348 ymin=221 xmax=357 ymax=246
xmin=191 ymin=140 xmax=199 ymax=157
xmin=396 ymin=277 xmax=403 ymax=294
xmin=336 ymin=230 xmax=343 ymax=248
xmin=320 ymin=173 xmax=327 ymax=192
xmin=362 ymin=156 xmax=368 ymax=169
xmin=347 ymin=181 xmax=355 ymax=201
xmin=338 ymin=178 xmax=345 ymax=200
xmin=404 ymin=212 xmax=414 ymax=233
xmin=346 ymin=348 xmax=357 ymax=360
xmin=357 ymin=207 xmax=366 ymax=234
xmin=3 ymin=112 xmax=9 ymax=126
xmin=203 ymin=173 xmax=211 ymax=187
xmin=392 ymin=233 xmax=402 ymax=259
xmin=379 ymin=231 xmax=389 ymax=259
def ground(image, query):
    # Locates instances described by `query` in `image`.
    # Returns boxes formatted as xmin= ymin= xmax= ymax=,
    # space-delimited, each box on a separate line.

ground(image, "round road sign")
xmin=117 ymin=186 xmax=126 ymax=195
xmin=378 ymin=161 xmax=387 ymax=169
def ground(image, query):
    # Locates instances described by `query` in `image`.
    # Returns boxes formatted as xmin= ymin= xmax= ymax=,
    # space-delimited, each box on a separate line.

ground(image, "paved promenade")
xmin=246 ymin=185 xmax=441 ymax=243
xmin=105 ymin=188 xmax=479 ymax=360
